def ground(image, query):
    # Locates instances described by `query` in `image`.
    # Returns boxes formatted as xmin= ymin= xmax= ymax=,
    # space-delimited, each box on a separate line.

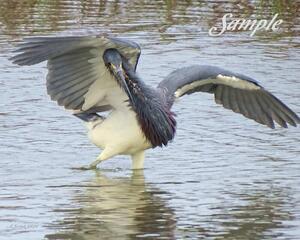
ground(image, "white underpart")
xmin=174 ymin=74 xmax=261 ymax=98
xmin=85 ymin=108 xmax=151 ymax=169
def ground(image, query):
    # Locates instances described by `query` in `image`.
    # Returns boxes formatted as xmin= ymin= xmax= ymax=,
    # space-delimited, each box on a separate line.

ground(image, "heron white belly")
xmin=86 ymin=109 xmax=151 ymax=157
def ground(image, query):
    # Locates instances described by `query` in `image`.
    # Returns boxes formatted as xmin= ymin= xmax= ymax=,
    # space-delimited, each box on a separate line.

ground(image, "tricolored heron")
xmin=11 ymin=35 xmax=300 ymax=170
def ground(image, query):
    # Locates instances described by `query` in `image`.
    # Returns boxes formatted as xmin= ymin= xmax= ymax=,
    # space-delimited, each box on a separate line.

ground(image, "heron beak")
xmin=111 ymin=63 xmax=135 ymax=104
xmin=113 ymin=64 xmax=126 ymax=83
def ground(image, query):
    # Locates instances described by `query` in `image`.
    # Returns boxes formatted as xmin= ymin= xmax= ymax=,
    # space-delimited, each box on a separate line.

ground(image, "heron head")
xmin=103 ymin=48 xmax=136 ymax=103
xmin=103 ymin=49 xmax=126 ymax=84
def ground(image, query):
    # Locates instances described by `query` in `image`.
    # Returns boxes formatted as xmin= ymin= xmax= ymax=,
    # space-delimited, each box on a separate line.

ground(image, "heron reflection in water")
xmin=11 ymin=35 xmax=300 ymax=169
xmin=44 ymin=172 xmax=291 ymax=240
xmin=45 ymin=171 xmax=176 ymax=240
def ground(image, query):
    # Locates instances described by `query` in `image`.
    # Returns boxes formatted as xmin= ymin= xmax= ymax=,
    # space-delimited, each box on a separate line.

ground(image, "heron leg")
xmin=73 ymin=147 xmax=116 ymax=170
xmin=131 ymin=151 xmax=145 ymax=170
xmin=85 ymin=155 xmax=103 ymax=170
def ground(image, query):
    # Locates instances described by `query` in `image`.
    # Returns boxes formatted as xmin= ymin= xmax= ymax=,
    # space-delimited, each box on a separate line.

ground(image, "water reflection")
xmin=45 ymin=171 xmax=176 ymax=239
xmin=44 ymin=170 xmax=293 ymax=239
xmin=214 ymin=188 xmax=293 ymax=240
xmin=0 ymin=0 xmax=298 ymax=41
xmin=175 ymin=186 xmax=293 ymax=239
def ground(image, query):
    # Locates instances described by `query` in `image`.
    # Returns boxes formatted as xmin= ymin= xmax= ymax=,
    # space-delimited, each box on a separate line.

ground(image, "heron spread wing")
xmin=11 ymin=35 xmax=141 ymax=111
xmin=158 ymin=65 xmax=300 ymax=128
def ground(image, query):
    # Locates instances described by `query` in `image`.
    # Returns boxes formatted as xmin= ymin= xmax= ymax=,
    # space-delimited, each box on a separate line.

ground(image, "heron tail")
xmin=74 ymin=112 xmax=105 ymax=131
xmin=74 ymin=112 xmax=104 ymax=122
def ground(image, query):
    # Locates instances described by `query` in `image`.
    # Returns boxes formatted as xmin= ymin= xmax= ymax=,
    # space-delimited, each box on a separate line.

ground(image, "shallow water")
xmin=0 ymin=1 xmax=300 ymax=239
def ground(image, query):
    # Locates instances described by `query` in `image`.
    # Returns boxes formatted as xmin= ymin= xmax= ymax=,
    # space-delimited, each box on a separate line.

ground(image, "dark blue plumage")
xmin=104 ymin=49 xmax=176 ymax=147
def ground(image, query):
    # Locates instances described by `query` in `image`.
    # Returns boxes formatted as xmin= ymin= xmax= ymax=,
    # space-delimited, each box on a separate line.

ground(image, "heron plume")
xmin=121 ymin=56 xmax=177 ymax=147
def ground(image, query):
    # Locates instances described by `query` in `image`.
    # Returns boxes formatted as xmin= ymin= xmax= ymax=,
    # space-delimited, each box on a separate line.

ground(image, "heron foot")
xmin=71 ymin=150 xmax=113 ymax=171
xmin=71 ymin=164 xmax=98 ymax=170
xmin=72 ymin=156 xmax=103 ymax=170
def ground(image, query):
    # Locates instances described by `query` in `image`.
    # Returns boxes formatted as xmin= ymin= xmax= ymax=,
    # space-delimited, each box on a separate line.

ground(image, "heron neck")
xmin=123 ymin=64 xmax=176 ymax=147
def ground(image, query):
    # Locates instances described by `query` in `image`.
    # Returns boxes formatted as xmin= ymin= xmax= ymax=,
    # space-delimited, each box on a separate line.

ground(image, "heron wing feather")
xmin=11 ymin=35 xmax=141 ymax=112
xmin=158 ymin=65 xmax=299 ymax=128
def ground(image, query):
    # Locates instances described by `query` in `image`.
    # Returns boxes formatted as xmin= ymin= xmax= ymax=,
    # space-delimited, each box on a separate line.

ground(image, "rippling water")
xmin=0 ymin=1 xmax=300 ymax=239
